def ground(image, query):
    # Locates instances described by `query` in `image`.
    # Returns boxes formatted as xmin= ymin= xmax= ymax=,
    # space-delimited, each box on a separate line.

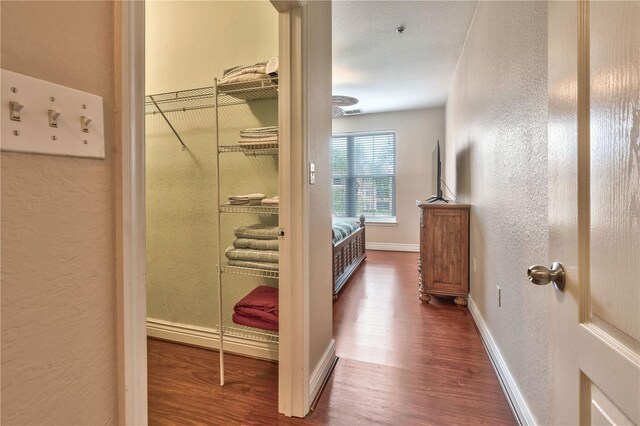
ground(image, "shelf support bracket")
xmin=148 ymin=95 xmax=187 ymax=151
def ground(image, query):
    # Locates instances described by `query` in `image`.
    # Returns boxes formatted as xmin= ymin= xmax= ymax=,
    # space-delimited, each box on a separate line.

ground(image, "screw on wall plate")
xmin=51 ymin=135 xmax=57 ymax=141
xmin=49 ymin=96 xmax=56 ymax=102
xmin=83 ymin=140 xmax=88 ymax=145
xmin=13 ymin=130 xmax=20 ymax=136
xmin=10 ymin=87 xmax=17 ymax=93
xmin=82 ymin=104 xmax=87 ymax=109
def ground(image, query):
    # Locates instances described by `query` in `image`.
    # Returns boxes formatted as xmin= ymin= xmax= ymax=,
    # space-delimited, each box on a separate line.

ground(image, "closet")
xmin=145 ymin=1 xmax=280 ymax=388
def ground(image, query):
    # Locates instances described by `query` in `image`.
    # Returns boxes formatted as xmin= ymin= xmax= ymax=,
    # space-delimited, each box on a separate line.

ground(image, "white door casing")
xmin=117 ymin=0 xmax=310 ymax=422
xmin=115 ymin=1 xmax=148 ymax=424
xmin=548 ymin=2 xmax=640 ymax=425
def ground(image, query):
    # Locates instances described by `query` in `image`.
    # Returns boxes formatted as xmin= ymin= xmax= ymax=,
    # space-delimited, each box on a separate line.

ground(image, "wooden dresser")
xmin=417 ymin=202 xmax=470 ymax=306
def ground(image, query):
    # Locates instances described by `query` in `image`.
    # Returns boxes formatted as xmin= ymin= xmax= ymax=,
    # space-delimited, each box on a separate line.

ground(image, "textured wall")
xmin=333 ymin=108 xmax=445 ymax=247
xmin=145 ymin=1 xmax=278 ymax=327
xmin=305 ymin=0 xmax=334 ymax=375
xmin=146 ymin=1 xmax=279 ymax=94
xmin=445 ymin=2 xmax=550 ymax=423
xmin=1 ymin=1 xmax=118 ymax=424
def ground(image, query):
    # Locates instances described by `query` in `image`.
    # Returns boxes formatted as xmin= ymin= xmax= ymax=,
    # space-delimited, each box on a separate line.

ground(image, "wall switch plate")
xmin=1 ymin=69 xmax=105 ymax=159
xmin=497 ymin=286 xmax=502 ymax=307
xmin=309 ymin=162 xmax=316 ymax=184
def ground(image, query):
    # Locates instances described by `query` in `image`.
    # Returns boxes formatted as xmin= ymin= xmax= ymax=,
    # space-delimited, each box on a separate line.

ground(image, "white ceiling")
xmin=333 ymin=1 xmax=478 ymax=115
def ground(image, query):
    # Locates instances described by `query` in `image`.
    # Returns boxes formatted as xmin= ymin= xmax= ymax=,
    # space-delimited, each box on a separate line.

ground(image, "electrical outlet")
xmin=473 ymin=257 xmax=477 ymax=272
xmin=497 ymin=286 xmax=502 ymax=307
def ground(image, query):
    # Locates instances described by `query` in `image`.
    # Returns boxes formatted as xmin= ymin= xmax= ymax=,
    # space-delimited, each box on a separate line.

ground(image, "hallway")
xmin=148 ymin=251 xmax=515 ymax=424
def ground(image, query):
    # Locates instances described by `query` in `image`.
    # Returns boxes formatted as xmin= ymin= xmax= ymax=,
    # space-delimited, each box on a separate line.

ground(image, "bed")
xmin=332 ymin=215 xmax=366 ymax=300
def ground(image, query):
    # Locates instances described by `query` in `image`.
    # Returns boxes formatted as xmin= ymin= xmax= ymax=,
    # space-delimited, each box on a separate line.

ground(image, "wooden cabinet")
xmin=418 ymin=202 xmax=470 ymax=306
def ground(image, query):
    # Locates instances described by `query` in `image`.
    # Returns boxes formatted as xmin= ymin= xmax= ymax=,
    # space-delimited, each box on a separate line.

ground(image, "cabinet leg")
xmin=454 ymin=296 xmax=467 ymax=307
xmin=419 ymin=292 xmax=431 ymax=304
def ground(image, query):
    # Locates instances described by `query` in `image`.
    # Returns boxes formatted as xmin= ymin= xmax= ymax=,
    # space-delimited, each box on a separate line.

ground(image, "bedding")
xmin=332 ymin=218 xmax=361 ymax=243
xmin=332 ymin=216 xmax=366 ymax=299
xmin=232 ymin=313 xmax=278 ymax=332
xmin=232 ymin=285 xmax=279 ymax=332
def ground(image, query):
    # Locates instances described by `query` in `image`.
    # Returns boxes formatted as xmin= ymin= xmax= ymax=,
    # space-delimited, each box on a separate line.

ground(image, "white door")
xmin=546 ymin=1 xmax=640 ymax=425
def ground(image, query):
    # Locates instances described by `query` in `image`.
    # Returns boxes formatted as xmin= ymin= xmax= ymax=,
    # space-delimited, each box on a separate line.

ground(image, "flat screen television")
xmin=427 ymin=140 xmax=448 ymax=203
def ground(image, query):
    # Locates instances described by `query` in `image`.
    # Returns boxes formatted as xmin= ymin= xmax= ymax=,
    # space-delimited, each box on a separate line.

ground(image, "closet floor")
xmin=147 ymin=250 xmax=516 ymax=425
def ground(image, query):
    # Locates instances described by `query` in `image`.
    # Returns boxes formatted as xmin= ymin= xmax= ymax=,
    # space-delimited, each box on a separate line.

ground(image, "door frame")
xmin=115 ymin=1 xmax=307 ymax=423
xmin=115 ymin=1 xmax=147 ymax=424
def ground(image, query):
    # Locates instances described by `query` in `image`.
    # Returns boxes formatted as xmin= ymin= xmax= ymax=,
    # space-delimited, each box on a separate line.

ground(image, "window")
xmin=331 ymin=131 xmax=396 ymax=221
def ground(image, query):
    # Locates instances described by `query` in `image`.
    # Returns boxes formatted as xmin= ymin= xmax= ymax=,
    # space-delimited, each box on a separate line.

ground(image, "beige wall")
xmin=445 ymin=2 xmax=549 ymax=423
xmin=145 ymin=1 xmax=278 ymax=328
xmin=1 ymin=1 xmax=118 ymax=424
xmin=333 ymin=108 xmax=445 ymax=248
xmin=146 ymin=1 xmax=278 ymax=94
xmin=304 ymin=0 xmax=334 ymax=377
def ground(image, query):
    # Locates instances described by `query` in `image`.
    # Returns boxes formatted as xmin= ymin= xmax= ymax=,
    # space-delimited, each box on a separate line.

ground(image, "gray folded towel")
xmin=225 ymin=247 xmax=279 ymax=263
xmin=234 ymin=224 xmax=279 ymax=240
xmin=233 ymin=238 xmax=279 ymax=251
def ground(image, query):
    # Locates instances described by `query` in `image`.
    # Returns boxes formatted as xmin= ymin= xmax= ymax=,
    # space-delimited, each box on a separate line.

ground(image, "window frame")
xmin=331 ymin=130 xmax=397 ymax=222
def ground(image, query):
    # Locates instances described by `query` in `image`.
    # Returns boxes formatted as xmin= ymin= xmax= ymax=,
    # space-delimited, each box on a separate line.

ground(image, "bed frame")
xmin=333 ymin=215 xmax=366 ymax=300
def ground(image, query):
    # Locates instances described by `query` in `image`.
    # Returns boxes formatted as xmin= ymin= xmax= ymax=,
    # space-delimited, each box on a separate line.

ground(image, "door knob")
xmin=527 ymin=262 xmax=566 ymax=291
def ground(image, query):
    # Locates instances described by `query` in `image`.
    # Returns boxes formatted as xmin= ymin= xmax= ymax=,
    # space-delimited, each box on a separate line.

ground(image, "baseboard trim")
xmin=467 ymin=297 xmax=536 ymax=426
xmin=365 ymin=242 xmax=419 ymax=252
xmin=308 ymin=339 xmax=337 ymax=407
xmin=147 ymin=318 xmax=278 ymax=361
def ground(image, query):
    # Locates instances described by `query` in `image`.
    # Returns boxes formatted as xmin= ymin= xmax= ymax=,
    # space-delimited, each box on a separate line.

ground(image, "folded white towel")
xmin=240 ymin=128 xmax=278 ymax=139
xmin=219 ymin=73 xmax=272 ymax=86
xmin=262 ymin=196 xmax=279 ymax=205
xmin=241 ymin=126 xmax=278 ymax=133
xmin=239 ymin=136 xmax=278 ymax=143
xmin=223 ymin=61 xmax=267 ymax=77
xmin=229 ymin=193 xmax=265 ymax=200
xmin=239 ymin=132 xmax=278 ymax=139
xmin=266 ymin=57 xmax=279 ymax=77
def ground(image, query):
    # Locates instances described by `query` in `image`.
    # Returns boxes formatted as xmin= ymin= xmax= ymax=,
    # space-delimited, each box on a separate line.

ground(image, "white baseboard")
xmin=366 ymin=242 xmax=419 ymax=252
xmin=309 ymin=339 xmax=336 ymax=406
xmin=467 ymin=297 xmax=536 ymax=426
xmin=147 ymin=318 xmax=278 ymax=361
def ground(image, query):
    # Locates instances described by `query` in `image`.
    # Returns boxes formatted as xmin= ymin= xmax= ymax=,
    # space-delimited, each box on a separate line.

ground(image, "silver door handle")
xmin=527 ymin=262 xmax=566 ymax=291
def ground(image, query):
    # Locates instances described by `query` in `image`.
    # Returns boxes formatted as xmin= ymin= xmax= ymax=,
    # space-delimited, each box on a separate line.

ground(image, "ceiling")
xmin=333 ymin=1 xmax=478 ymax=115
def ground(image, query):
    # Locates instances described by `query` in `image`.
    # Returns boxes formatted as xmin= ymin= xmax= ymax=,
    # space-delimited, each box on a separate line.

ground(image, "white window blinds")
xmin=331 ymin=131 xmax=396 ymax=219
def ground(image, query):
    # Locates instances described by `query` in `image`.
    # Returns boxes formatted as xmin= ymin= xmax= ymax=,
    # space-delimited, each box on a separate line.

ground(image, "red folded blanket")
xmin=232 ymin=313 xmax=278 ymax=331
xmin=232 ymin=285 xmax=279 ymax=331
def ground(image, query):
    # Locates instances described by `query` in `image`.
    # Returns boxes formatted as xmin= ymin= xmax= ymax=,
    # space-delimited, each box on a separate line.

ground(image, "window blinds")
xmin=331 ymin=131 xmax=396 ymax=219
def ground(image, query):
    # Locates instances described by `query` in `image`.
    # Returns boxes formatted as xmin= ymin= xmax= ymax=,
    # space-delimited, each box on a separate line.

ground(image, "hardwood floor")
xmin=148 ymin=250 xmax=516 ymax=425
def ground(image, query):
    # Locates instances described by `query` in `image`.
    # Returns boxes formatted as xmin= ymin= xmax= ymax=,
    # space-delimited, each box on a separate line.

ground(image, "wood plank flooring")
xmin=148 ymin=250 xmax=516 ymax=425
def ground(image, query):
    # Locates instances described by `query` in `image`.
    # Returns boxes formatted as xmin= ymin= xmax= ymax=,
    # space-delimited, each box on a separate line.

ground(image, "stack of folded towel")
xmin=238 ymin=126 xmax=278 ymax=147
xmin=225 ymin=224 xmax=279 ymax=271
xmin=227 ymin=193 xmax=266 ymax=206
xmin=232 ymin=285 xmax=278 ymax=331
xmin=261 ymin=195 xmax=279 ymax=206
xmin=219 ymin=57 xmax=278 ymax=86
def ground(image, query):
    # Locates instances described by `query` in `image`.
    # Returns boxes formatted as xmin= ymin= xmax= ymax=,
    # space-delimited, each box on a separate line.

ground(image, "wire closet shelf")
xmin=218 ymin=319 xmax=279 ymax=344
xmin=145 ymin=77 xmax=279 ymax=115
xmin=220 ymin=205 xmax=279 ymax=215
